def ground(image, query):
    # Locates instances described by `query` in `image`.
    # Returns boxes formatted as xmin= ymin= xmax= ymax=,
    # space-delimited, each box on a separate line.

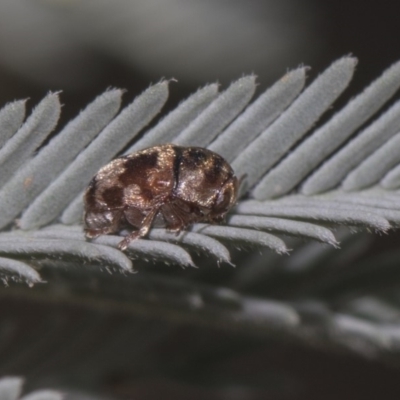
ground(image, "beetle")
xmin=84 ymin=144 xmax=238 ymax=250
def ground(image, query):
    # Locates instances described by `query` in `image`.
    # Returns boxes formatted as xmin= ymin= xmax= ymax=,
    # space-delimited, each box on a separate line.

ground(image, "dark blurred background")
xmin=1 ymin=0 xmax=399 ymax=124
xmin=2 ymin=1 xmax=400 ymax=399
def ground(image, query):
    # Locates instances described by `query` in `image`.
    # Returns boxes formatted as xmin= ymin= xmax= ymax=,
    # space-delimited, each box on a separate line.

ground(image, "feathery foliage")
xmin=1 ymin=57 xmax=400 ymax=280
xmin=3 ymin=59 xmax=400 ymax=393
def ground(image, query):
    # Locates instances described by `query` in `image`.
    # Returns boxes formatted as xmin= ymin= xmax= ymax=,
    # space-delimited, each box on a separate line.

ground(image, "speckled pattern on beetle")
xmin=84 ymin=144 xmax=238 ymax=250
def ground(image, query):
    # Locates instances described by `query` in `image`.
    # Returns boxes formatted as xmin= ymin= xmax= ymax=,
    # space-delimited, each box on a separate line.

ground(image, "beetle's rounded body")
xmin=84 ymin=144 xmax=238 ymax=250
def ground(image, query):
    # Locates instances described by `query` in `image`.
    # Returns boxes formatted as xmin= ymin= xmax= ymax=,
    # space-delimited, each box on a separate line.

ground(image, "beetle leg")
xmin=160 ymin=204 xmax=184 ymax=234
xmin=118 ymin=206 xmax=160 ymax=250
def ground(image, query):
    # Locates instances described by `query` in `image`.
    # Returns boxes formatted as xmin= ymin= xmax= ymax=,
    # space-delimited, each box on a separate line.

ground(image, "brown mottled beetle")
xmin=84 ymin=144 xmax=238 ymax=250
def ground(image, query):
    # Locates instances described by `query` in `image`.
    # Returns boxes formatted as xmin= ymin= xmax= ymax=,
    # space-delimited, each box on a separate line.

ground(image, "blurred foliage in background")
xmin=2 ymin=1 xmax=400 ymax=400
